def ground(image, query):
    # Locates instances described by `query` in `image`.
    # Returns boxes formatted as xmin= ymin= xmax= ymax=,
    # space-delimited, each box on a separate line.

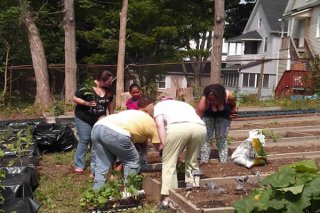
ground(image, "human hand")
xmin=230 ymin=109 xmax=238 ymax=119
xmin=86 ymin=101 xmax=96 ymax=107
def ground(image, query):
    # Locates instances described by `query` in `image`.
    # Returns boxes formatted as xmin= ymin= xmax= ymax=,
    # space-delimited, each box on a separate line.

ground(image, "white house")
xmin=223 ymin=0 xmax=289 ymax=98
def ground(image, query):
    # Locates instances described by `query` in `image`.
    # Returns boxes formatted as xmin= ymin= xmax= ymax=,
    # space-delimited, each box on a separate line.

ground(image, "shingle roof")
xmin=226 ymin=30 xmax=262 ymax=43
xmin=262 ymin=0 xmax=289 ymax=32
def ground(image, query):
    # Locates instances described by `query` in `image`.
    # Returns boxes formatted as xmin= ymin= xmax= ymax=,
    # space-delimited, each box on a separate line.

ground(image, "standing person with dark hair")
xmin=126 ymin=83 xmax=141 ymax=110
xmin=196 ymin=84 xmax=238 ymax=163
xmin=73 ymin=70 xmax=115 ymax=176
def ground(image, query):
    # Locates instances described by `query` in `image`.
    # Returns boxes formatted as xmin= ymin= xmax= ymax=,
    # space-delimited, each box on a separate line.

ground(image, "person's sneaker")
xmin=185 ymin=182 xmax=193 ymax=191
xmin=157 ymin=201 xmax=170 ymax=212
xmin=74 ymin=168 xmax=85 ymax=174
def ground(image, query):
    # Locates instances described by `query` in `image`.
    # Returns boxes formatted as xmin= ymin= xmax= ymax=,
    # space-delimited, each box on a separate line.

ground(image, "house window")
xmin=264 ymin=38 xmax=268 ymax=52
xmin=223 ymin=73 xmax=239 ymax=87
xmin=243 ymin=73 xmax=269 ymax=88
xmin=157 ymin=75 xmax=166 ymax=88
xmin=317 ymin=13 xmax=320 ymax=38
xmin=156 ymin=75 xmax=171 ymax=89
xmin=258 ymin=18 xmax=262 ymax=28
xmin=257 ymin=74 xmax=270 ymax=88
xmin=242 ymin=73 xmax=255 ymax=87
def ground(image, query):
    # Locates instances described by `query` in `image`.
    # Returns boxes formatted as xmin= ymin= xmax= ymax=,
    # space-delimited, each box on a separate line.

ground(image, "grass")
xmin=35 ymin=151 xmax=92 ymax=212
xmin=4 ymin=95 xmax=320 ymax=212
xmin=35 ymin=150 xmax=160 ymax=213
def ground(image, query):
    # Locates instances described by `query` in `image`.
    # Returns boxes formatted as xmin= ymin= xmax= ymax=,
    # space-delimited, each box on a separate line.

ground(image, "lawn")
xmin=35 ymin=151 xmax=159 ymax=213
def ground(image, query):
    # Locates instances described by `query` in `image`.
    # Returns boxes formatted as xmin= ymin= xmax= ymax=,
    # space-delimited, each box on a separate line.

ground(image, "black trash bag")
xmin=1 ymin=197 xmax=40 ymax=213
xmin=2 ymin=166 xmax=40 ymax=191
xmin=33 ymin=122 xmax=77 ymax=152
xmin=1 ymin=172 xmax=34 ymax=199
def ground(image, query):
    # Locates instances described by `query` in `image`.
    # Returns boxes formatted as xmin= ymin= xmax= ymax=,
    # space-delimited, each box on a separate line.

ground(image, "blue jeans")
xmin=91 ymin=125 xmax=140 ymax=190
xmin=74 ymin=117 xmax=96 ymax=173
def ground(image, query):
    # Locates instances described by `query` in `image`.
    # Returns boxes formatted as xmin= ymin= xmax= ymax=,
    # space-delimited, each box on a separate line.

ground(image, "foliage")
xmin=260 ymin=129 xmax=281 ymax=142
xmin=225 ymin=1 xmax=255 ymax=39
xmin=233 ymin=160 xmax=320 ymax=213
xmin=80 ymin=173 xmax=144 ymax=209
xmin=0 ymin=125 xmax=33 ymax=156
xmin=310 ymin=55 xmax=320 ymax=94
xmin=52 ymin=100 xmax=65 ymax=116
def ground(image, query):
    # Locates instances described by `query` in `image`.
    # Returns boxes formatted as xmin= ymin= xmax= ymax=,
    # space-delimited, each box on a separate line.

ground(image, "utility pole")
xmin=116 ymin=0 xmax=128 ymax=108
xmin=210 ymin=0 xmax=225 ymax=84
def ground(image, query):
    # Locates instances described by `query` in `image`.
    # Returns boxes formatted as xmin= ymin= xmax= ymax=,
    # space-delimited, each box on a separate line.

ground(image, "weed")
xmin=261 ymin=129 xmax=281 ymax=142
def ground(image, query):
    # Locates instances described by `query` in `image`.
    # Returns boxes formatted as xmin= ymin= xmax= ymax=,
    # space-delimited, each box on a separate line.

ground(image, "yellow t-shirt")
xmin=95 ymin=110 xmax=160 ymax=144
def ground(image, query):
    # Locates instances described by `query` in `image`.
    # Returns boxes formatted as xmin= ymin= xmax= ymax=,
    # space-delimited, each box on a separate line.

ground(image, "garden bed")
xmin=145 ymin=144 xmax=320 ymax=165
xmin=144 ymin=157 xmax=320 ymax=213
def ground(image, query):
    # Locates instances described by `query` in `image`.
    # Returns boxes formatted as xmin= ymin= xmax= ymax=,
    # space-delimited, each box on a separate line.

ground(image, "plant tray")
xmin=88 ymin=197 xmax=143 ymax=213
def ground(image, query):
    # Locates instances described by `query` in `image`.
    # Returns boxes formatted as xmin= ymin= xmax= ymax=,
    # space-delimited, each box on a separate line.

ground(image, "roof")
xmin=261 ymin=0 xmax=289 ymax=32
xmin=282 ymin=0 xmax=320 ymax=18
xmin=226 ymin=30 xmax=262 ymax=43
xmin=242 ymin=0 xmax=289 ymax=34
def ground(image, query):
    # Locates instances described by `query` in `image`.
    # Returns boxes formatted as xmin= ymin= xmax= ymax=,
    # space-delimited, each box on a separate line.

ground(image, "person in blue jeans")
xmin=73 ymin=70 xmax=114 ymax=176
xmin=91 ymin=96 xmax=162 ymax=189
xmin=196 ymin=84 xmax=238 ymax=163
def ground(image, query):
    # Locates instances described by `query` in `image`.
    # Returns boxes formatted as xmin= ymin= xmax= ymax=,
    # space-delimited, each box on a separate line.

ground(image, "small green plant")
xmin=52 ymin=100 xmax=65 ymax=116
xmin=80 ymin=173 xmax=144 ymax=209
xmin=5 ymin=126 xmax=33 ymax=156
xmin=234 ymin=160 xmax=320 ymax=213
xmin=268 ymin=119 xmax=278 ymax=125
xmin=261 ymin=129 xmax=281 ymax=142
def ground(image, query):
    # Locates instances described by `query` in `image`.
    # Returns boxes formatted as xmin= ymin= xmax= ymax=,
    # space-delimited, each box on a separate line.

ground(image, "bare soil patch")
xmin=146 ymin=145 xmax=320 ymax=164
xmin=175 ymin=182 xmax=258 ymax=208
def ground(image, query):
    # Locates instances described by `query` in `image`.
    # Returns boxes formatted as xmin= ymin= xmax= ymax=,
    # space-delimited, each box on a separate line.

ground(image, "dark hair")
xmin=203 ymin=84 xmax=226 ymax=103
xmin=96 ymin=70 xmax=113 ymax=81
xmin=129 ymin=83 xmax=141 ymax=92
xmin=138 ymin=95 xmax=154 ymax=108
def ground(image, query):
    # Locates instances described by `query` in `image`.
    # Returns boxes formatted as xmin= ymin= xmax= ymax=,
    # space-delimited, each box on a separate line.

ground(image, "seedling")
xmin=206 ymin=181 xmax=225 ymax=203
xmin=234 ymin=175 xmax=249 ymax=195
xmin=80 ymin=173 xmax=144 ymax=210
xmin=253 ymin=171 xmax=261 ymax=183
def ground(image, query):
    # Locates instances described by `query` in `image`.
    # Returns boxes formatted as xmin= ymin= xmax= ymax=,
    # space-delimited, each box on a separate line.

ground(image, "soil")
xmin=145 ymin=146 xmax=320 ymax=209
xmin=1 ymin=112 xmax=320 ymax=211
xmin=146 ymin=145 xmax=320 ymax=164
xmin=231 ymin=118 xmax=320 ymax=130
xmin=176 ymin=182 xmax=258 ymax=208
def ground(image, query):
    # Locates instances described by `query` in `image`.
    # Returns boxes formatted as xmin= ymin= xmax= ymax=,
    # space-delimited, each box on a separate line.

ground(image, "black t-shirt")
xmin=74 ymin=85 xmax=113 ymax=126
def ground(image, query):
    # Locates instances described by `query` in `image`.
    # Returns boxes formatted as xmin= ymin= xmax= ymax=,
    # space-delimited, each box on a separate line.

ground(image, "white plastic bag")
xmin=231 ymin=130 xmax=267 ymax=168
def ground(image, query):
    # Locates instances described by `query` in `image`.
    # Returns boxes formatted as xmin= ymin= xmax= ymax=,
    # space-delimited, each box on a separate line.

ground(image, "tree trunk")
xmin=64 ymin=0 xmax=77 ymax=104
xmin=22 ymin=6 xmax=53 ymax=110
xmin=0 ymin=38 xmax=10 ymax=107
xmin=211 ymin=0 xmax=225 ymax=84
xmin=116 ymin=0 xmax=128 ymax=108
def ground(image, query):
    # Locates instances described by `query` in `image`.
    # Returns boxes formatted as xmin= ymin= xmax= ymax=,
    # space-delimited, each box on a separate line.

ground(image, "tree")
xmin=225 ymin=1 xmax=255 ymax=39
xmin=115 ymin=0 xmax=128 ymax=108
xmin=20 ymin=0 xmax=53 ymax=110
xmin=211 ymin=0 xmax=225 ymax=84
xmin=64 ymin=0 xmax=77 ymax=104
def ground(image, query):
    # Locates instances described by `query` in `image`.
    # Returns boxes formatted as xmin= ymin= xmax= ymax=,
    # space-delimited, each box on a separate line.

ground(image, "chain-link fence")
xmin=1 ymin=57 xmax=319 ymax=107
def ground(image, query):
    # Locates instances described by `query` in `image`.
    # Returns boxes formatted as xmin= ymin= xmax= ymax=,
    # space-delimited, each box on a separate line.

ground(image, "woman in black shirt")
xmin=73 ymin=70 xmax=114 ymax=176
